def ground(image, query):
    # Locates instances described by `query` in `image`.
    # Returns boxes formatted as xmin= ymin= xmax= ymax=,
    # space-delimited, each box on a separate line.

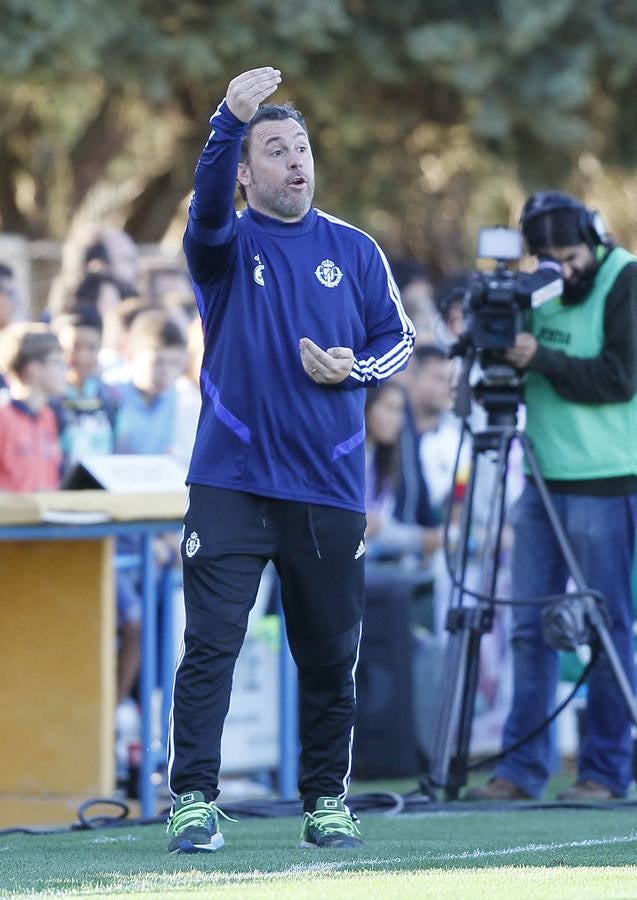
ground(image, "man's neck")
xmin=247 ymin=200 xmax=308 ymax=224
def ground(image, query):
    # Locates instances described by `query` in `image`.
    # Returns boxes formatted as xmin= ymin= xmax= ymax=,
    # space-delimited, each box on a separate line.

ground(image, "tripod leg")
xmin=421 ymin=432 xmax=482 ymax=798
xmin=520 ymin=435 xmax=637 ymax=728
xmin=423 ymin=427 xmax=512 ymax=798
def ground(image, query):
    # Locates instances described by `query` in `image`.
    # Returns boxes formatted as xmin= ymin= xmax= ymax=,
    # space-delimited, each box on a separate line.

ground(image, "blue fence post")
xmin=140 ymin=532 xmax=158 ymax=817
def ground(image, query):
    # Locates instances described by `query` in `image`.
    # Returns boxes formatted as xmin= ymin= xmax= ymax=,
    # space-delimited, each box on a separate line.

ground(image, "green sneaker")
xmin=166 ymin=791 xmax=233 ymax=854
xmin=299 ymin=797 xmax=363 ymax=849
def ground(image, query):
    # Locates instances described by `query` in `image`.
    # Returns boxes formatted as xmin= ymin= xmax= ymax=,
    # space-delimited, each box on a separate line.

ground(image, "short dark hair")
xmin=412 ymin=344 xmax=448 ymax=367
xmin=0 ymin=323 xmax=61 ymax=377
xmin=74 ymin=272 xmax=121 ymax=307
xmin=115 ymin=297 xmax=154 ymax=332
xmin=53 ymin=304 xmax=103 ymax=335
xmin=128 ymin=309 xmax=187 ymax=353
xmin=0 ymin=263 xmax=14 ymax=281
xmin=238 ymin=103 xmax=309 ymax=201
xmin=84 ymin=239 xmax=110 ymax=268
xmin=390 ymin=259 xmax=432 ymax=292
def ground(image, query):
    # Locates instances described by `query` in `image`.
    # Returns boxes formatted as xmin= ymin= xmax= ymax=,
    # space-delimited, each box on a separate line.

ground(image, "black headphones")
xmin=520 ymin=191 xmax=608 ymax=246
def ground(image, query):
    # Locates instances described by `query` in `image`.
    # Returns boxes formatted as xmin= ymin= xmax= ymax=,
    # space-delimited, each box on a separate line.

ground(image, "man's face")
xmin=542 ymin=243 xmax=597 ymax=298
xmin=58 ymin=324 xmax=101 ymax=382
xmin=237 ymin=118 xmax=315 ymax=222
xmin=366 ymin=385 xmax=405 ymax=446
xmin=33 ymin=351 xmax=68 ymax=398
xmin=132 ymin=346 xmax=186 ymax=396
xmin=409 ymin=358 xmax=454 ymax=415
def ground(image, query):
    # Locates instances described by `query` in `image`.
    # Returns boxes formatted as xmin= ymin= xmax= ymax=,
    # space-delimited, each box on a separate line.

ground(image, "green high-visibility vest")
xmin=525 ymin=247 xmax=637 ymax=480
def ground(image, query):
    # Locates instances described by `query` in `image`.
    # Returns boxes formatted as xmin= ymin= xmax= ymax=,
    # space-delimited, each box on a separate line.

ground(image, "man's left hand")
xmin=504 ymin=332 xmax=538 ymax=369
xmin=299 ymin=337 xmax=354 ymax=384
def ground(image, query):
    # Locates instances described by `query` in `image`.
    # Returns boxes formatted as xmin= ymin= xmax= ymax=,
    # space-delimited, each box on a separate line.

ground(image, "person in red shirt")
xmin=0 ymin=323 xmax=67 ymax=491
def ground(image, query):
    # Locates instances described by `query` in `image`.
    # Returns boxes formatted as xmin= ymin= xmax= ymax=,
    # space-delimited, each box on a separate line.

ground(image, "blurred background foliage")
xmin=2 ymin=0 xmax=637 ymax=275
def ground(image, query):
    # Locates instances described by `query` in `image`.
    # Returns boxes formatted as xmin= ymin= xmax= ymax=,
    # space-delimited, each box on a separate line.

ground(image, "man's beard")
xmin=251 ymin=177 xmax=314 ymax=221
xmin=562 ymin=261 xmax=600 ymax=305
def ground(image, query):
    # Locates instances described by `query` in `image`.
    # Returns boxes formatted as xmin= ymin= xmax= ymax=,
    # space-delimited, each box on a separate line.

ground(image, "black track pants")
xmin=168 ymin=485 xmax=366 ymax=809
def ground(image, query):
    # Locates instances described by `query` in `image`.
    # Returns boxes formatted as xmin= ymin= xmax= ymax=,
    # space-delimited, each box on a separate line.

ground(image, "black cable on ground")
xmin=3 ymin=788 xmax=637 ymax=837
xmin=463 ymin=655 xmax=594 ymax=773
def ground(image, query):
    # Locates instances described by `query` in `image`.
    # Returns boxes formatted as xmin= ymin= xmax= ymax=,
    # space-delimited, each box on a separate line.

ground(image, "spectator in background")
xmin=408 ymin=344 xmax=464 ymax=515
xmin=172 ymin=318 xmax=204 ymax=469
xmin=114 ymin=309 xmax=187 ymax=456
xmin=365 ymin=381 xmax=441 ymax=565
xmin=101 ymin=296 xmax=155 ymax=385
xmin=52 ymin=305 xmax=119 ymax=472
xmin=73 ymin=272 xmax=124 ymax=314
xmin=434 ymin=272 xmax=470 ymax=346
xmin=49 ymin=224 xmax=141 ymax=316
xmin=112 ymin=309 xmax=187 ymax=711
xmin=84 ymin=228 xmax=140 ymax=295
xmin=391 ymin=258 xmax=439 ymax=346
xmin=68 ymin=272 xmax=125 ymax=364
xmin=0 ymin=324 xmax=66 ymax=491
xmin=407 ymin=344 xmax=469 ymax=633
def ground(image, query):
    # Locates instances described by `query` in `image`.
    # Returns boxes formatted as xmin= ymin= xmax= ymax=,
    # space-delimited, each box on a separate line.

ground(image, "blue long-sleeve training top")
xmin=184 ymin=99 xmax=415 ymax=513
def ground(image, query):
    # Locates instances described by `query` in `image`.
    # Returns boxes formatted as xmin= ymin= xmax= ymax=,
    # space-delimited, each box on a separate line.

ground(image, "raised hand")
xmin=226 ymin=67 xmax=282 ymax=123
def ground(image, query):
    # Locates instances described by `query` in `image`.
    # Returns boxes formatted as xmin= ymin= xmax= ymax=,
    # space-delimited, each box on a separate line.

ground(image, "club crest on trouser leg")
xmin=185 ymin=531 xmax=201 ymax=558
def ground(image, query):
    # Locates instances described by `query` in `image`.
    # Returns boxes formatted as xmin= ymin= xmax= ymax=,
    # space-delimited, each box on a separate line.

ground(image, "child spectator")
xmin=114 ymin=309 xmax=187 ymax=455
xmin=408 ymin=344 xmax=464 ymax=514
xmin=101 ymin=296 xmax=154 ymax=386
xmin=52 ymin=305 xmax=119 ymax=471
xmin=0 ymin=324 xmax=66 ymax=491
xmin=112 ymin=309 xmax=187 ymax=713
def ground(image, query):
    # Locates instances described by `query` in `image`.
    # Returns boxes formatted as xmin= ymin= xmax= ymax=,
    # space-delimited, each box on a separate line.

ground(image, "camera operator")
xmin=468 ymin=191 xmax=637 ymax=801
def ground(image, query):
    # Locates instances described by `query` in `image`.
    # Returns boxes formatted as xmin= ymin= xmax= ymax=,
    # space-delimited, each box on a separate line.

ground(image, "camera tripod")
xmin=420 ymin=371 xmax=637 ymax=801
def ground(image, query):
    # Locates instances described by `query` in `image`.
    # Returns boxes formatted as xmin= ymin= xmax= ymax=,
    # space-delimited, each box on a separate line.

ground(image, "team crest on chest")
xmin=253 ymin=254 xmax=265 ymax=286
xmin=314 ymin=259 xmax=343 ymax=288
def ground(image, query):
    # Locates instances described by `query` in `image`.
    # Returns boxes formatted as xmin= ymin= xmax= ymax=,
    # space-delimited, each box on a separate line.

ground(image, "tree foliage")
xmin=2 ymin=0 xmax=637 ymax=274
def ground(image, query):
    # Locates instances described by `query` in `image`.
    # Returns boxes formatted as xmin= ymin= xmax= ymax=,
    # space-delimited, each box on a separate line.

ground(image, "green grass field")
xmin=3 ymin=805 xmax=637 ymax=898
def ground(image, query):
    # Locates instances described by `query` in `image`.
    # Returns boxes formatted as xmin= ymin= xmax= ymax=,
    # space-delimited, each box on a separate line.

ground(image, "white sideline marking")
xmin=431 ymin=833 xmax=637 ymax=862
xmin=233 ymin=835 xmax=637 ymax=878
xmin=90 ymin=834 xmax=139 ymax=844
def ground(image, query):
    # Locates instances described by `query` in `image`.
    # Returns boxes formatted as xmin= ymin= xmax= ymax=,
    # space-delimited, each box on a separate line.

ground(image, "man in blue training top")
xmin=166 ymin=68 xmax=415 ymax=853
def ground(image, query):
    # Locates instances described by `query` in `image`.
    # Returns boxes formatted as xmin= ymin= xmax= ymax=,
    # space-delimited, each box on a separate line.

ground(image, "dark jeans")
xmin=168 ymin=485 xmax=366 ymax=810
xmin=495 ymin=482 xmax=637 ymax=797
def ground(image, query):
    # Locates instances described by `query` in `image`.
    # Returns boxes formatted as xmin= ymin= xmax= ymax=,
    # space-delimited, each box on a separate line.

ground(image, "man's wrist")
xmin=211 ymin=99 xmax=249 ymax=133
